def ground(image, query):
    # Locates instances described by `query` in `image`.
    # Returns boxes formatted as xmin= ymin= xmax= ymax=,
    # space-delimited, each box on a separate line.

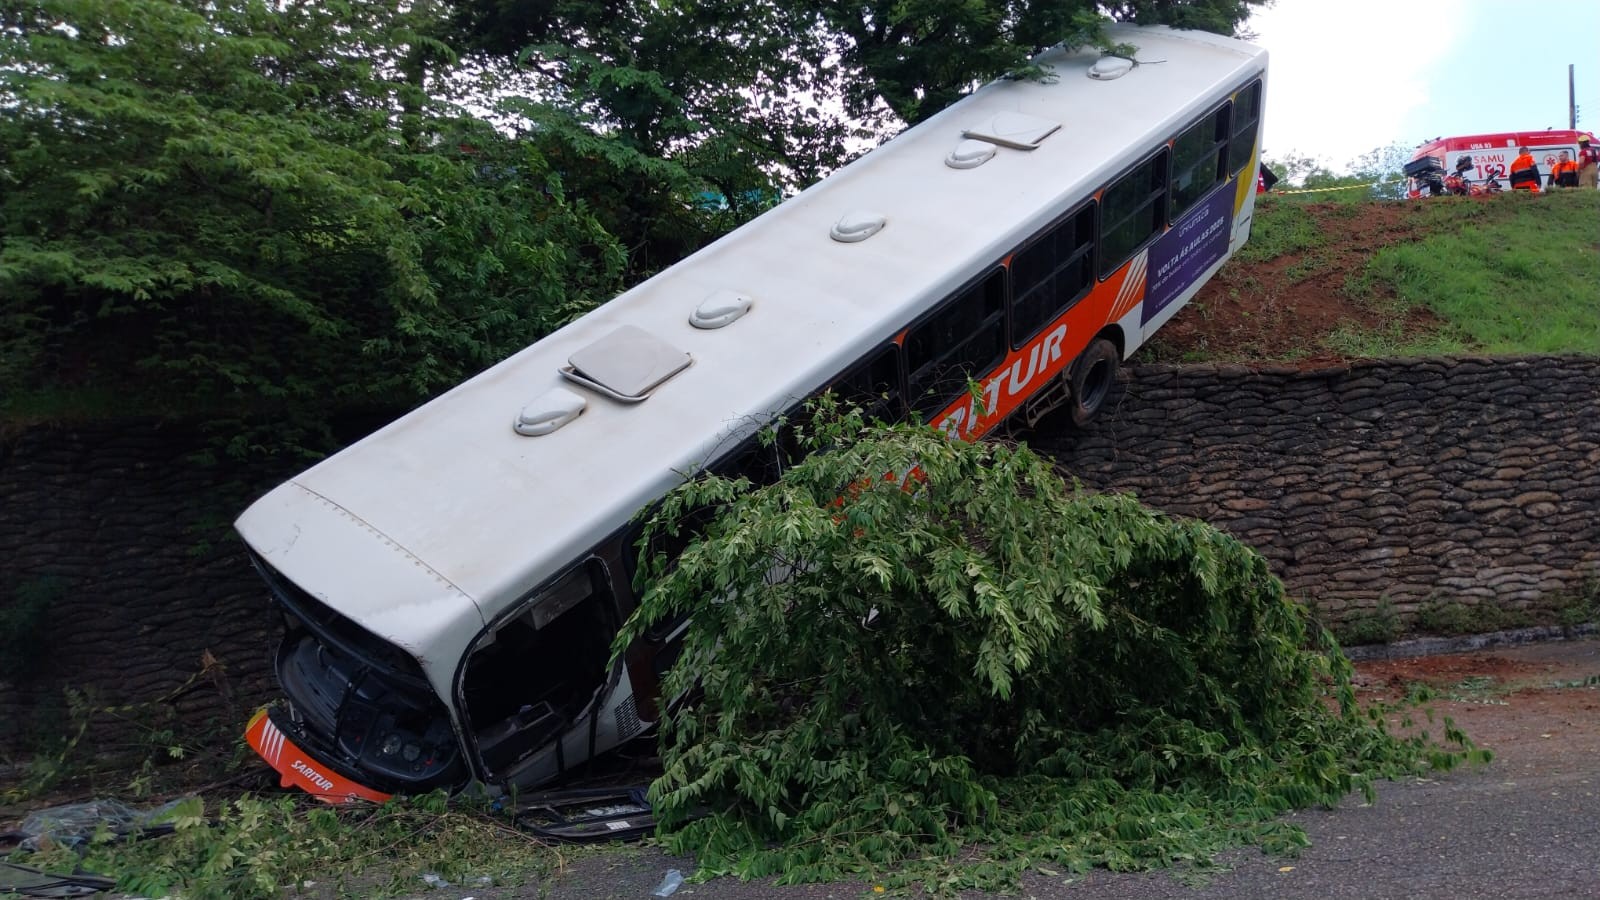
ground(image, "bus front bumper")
xmin=246 ymin=708 xmax=392 ymax=805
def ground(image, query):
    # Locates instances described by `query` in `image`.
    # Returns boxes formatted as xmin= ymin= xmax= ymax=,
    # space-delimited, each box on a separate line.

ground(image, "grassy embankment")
xmin=1160 ymin=188 xmax=1599 ymax=361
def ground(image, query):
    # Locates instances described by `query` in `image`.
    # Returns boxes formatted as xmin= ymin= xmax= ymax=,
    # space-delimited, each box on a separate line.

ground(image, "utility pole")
xmin=1570 ymin=64 xmax=1577 ymax=129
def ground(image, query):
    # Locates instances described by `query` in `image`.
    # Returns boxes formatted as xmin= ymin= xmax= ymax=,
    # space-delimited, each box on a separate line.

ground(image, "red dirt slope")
xmin=1148 ymin=200 xmax=1446 ymax=365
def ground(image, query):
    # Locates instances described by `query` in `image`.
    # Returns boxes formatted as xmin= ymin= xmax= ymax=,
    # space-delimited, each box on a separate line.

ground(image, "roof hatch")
xmin=963 ymin=111 xmax=1060 ymax=150
xmin=560 ymin=325 xmax=692 ymax=403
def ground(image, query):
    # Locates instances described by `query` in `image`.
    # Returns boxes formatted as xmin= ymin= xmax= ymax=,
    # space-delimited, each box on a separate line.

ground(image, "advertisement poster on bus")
xmin=1142 ymin=185 xmax=1232 ymax=325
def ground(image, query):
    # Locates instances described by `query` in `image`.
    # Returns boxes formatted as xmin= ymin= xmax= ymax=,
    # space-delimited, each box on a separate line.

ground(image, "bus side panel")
xmin=1138 ymin=184 xmax=1238 ymax=344
xmin=932 ymin=173 xmax=1251 ymax=442
xmin=933 ymin=261 xmax=1132 ymax=441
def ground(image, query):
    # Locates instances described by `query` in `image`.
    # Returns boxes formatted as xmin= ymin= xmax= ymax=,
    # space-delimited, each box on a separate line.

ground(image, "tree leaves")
xmin=619 ymin=407 xmax=1480 ymax=891
xmin=0 ymin=0 xmax=625 ymax=446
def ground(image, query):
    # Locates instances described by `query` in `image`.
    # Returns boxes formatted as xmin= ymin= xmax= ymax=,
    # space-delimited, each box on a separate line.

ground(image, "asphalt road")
xmin=517 ymin=637 xmax=1600 ymax=900
xmin=521 ymin=767 xmax=1597 ymax=900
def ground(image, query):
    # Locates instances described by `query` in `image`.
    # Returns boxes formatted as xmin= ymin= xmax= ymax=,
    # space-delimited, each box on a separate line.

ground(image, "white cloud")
xmin=1245 ymin=0 xmax=1462 ymax=170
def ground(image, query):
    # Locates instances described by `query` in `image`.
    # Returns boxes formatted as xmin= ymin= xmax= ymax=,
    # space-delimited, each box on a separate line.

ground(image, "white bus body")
xmin=238 ymin=25 xmax=1268 ymax=803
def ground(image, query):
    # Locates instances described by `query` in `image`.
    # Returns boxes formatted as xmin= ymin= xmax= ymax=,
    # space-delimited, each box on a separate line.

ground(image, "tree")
xmin=1261 ymin=151 xmax=1342 ymax=188
xmin=447 ymin=0 xmax=1269 ymax=185
xmin=811 ymin=0 xmax=1268 ymax=126
xmin=1263 ymin=144 xmax=1415 ymax=201
xmin=1347 ymin=142 xmax=1415 ymax=200
xmin=2 ymin=0 xmax=1270 ymax=446
xmin=617 ymin=404 xmax=1481 ymax=890
xmin=0 ymin=0 xmax=624 ymax=443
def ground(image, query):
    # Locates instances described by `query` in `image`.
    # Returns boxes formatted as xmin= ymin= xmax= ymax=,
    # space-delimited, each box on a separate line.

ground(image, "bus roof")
xmin=236 ymin=25 xmax=1268 ymax=662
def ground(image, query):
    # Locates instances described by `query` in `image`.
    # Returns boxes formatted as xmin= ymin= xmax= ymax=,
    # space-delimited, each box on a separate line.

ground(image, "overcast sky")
xmin=1243 ymin=0 xmax=1600 ymax=170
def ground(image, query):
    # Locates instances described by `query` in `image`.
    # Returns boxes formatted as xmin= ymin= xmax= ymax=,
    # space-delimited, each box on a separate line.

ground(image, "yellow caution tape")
xmin=1271 ymin=181 xmax=1382 ymax=195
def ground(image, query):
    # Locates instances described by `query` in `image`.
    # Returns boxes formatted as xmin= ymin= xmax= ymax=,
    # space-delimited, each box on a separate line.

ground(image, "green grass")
xmin=1361 ymin=196 xmax=1600 ymax=355
xmin=11 ymin=792 xmax=559 ymax=899
xmin=1241 ymin=190 xmax=1600 ymax=359
xmin=1236 ymin=201 xmax=1325 ymax=263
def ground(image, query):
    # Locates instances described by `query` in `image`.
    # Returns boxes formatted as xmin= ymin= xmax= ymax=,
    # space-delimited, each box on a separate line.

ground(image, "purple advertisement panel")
xmin=1140 ymin=185 xmax=1233 ymax=324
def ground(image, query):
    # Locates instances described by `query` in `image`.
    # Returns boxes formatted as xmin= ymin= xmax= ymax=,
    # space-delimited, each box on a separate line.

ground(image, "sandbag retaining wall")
xmin=2 ymin=355 xmax=1597 ymax=748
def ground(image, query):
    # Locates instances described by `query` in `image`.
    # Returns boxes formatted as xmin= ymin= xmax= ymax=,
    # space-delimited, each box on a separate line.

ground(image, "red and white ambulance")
xmin=1405 ymin=129 xmax=1596 ymax=197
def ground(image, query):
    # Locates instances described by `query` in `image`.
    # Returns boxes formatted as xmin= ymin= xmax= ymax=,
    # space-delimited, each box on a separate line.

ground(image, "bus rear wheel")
xmin=1068 ymin=338 xmax=1120 ymax=426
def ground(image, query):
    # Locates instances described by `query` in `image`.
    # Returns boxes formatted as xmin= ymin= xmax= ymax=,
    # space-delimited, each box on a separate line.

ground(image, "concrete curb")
xmin=1340 ymin=622 xmax=1598 ymax=661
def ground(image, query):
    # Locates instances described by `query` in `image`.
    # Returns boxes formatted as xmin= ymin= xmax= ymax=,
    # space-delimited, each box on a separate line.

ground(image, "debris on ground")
xmin=0 ymin=860 xmax=116 ymax=898
xmin=508 ymin=786 xmax=659 ymax=842
xmin=651 ymin=867 xmax=684 ymax=897
xmin=7 ymin=798 xmax=189 ymax=852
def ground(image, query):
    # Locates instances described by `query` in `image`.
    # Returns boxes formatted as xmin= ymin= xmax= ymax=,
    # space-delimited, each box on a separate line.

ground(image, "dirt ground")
xmin=1151 ymin=200 xmax=1446 ymax=365
xmin=1350 ymin=638 xmax=1600 ymax=776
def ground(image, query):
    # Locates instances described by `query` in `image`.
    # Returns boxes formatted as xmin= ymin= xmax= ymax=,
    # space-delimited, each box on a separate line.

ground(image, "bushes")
xmin=1 ymin=0 xmax=626 ymax=449
xmin=620 ymin=407 xmax=1484 ymax=890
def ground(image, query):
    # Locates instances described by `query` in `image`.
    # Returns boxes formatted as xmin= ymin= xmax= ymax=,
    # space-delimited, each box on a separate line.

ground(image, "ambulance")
xmin=1405 ymin=129 xmax=1595 ymax=197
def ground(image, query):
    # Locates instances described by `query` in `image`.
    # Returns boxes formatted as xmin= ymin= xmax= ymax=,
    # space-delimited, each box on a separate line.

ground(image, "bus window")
xmin=625 ymin=433 xmax=782 ymax=585
xmin=1171 ymin=104 xmax=1231 ymax=220
xmin=906 ymin=268 xmax=1007 ymax=419
xmin=1100 ymin=150 xmax=1170 ymax=278
xmin=1227 ymin=80 xmax=1263 ymax=176
xmin=1010 ymin=204 xmax=1095 ymax=347
xmin=715 ymin=431 xmax=784 ymax=487
xmin=831 ymin=345 xmax=904 ymax=424
xmin=464 ymin=560 xmax=617 ymax=779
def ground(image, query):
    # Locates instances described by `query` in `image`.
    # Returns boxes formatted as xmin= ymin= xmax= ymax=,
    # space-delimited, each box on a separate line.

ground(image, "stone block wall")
xmin=1033 ymin=355 xmax=1600 ymax=624
xmin=0 ymin=422 xmax=295 ymax=752
xmin=2 ymin=356 xmax=1598 ymax=750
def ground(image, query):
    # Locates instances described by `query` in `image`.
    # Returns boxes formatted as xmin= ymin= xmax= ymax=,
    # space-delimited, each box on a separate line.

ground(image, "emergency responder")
xmin=1578 ymin=135 xmax=1599 ymax=189
xmin=1446 ymin=155 xmax=1474 ymax=195
xmin=1508 ymin=146 xmax=1541 ymax=192
xmin=1548 ymin=151 xmax=1579 ymax=188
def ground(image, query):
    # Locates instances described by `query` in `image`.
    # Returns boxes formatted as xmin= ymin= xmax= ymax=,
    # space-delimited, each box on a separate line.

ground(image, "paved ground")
xmin=512 ymin=636 xmax=1599 ymax=900
xmin=38 ymin=637 xmax=1584 ymax=898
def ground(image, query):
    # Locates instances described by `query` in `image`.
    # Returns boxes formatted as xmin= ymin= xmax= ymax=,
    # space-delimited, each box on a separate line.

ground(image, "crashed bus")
xmin=239 ymin=24 xmax=1270 ymax=803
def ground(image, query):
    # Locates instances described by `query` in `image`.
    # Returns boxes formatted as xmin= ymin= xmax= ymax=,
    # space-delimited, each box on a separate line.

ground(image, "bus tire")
xmin=1068 ymin=338 xmax=1120 ymax=426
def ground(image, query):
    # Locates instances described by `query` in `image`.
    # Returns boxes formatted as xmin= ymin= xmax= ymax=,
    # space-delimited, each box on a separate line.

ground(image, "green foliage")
xmin=619 ymin=404 xmax=1478 ymax=891
xmin=2 ymin=689 xmax=90 ymax=803
xmin=1 ymin=0 xmax=625 ymax=442
xmin=1196 ymin=190 xmax=1600 ymax=362
xmin=1355 ymin=192 xmax=1600 ymax=356
xmin=14 ymin=792 xmax=553 ymax=899
xmin=1263 ymin=143 xmax=1412 ymax=201
xmin=1234 ymin=199 xmax=1325 ymax=264
xmin=4 ymin=0 xmax=1266 ymax=447
xmin=1333 ymin=600 xmax=1403 ymax=646
xmin=1553 ymin=579 xmax=1600 ymax=628
xmin=454 ymin=0 xmax=1264 ymax=164
xmin=3 ymin=655 xmax=248 ymax=804
xmin=1413 ymin=598 xmax=1537 ymax=637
